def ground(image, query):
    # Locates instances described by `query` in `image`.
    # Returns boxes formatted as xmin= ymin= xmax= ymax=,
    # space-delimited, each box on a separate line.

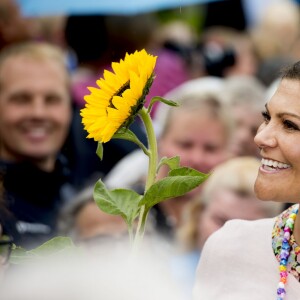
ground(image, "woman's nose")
xmin=187 ymin=148 xmax=212 ymax=173
xmin=254 ymin=123 xmax=277 ymax=149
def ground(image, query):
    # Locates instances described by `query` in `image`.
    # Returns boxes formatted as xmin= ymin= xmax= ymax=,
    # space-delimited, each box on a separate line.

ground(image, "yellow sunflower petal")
xmin=81 ymin=49 xmax=157 ymax=143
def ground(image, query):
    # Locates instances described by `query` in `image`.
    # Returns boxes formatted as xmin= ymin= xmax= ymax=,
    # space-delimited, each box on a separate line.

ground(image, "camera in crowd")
xmin=163 ymin=40 xmax=236 ymax=77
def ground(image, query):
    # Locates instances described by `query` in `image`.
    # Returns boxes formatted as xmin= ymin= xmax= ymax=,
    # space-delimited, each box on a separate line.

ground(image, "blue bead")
xmin=280 ymin=259 xmax=287 ymax=266
xmin=282 ymin=242 xmax=291 ymax=250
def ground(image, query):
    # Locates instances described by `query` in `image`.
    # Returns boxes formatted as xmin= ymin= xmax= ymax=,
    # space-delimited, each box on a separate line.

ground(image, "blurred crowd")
xmin=0 ymin=0 xmax=299 ymax=298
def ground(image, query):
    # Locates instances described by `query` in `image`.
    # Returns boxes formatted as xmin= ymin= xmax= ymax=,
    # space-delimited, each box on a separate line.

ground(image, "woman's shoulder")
xmin=194 ymin=218 xmax=277 ymax=294
xmin=223 ymin=217 xmax=275 ymax=236
xmin=203 ymin=217 xmax=275 ymax=255
xmin=194 ymin=217 xmax=284 ymax=299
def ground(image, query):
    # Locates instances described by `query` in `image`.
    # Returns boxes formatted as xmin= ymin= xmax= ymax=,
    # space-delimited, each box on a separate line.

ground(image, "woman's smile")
xmin=260 ymin=158 xmax=291 ymax=173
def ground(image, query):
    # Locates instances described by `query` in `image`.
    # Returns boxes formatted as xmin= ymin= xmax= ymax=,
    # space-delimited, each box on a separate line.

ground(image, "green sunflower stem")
xmin=133 ymin=107 xmax=158 ymax=251
xmin=128 ymin=224 xmax=134 ymax=245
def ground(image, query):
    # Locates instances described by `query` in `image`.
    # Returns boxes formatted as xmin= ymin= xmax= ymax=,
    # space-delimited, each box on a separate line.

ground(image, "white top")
xmin=193 ymin=218 xmax=300 ymax=300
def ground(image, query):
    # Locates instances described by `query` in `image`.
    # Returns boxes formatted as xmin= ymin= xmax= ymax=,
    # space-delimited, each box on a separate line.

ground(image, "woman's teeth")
xmin=261 ymin=158 xmax=291 ymax=169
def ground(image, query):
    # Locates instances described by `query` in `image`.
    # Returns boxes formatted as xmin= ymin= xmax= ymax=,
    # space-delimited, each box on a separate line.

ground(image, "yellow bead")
xmin=280 ymin=265 xmax=287 ymax=271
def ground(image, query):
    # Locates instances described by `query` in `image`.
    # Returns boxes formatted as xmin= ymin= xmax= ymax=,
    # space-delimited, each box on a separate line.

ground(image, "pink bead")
xmin=280 ymin=271 xmax=288 ymax=277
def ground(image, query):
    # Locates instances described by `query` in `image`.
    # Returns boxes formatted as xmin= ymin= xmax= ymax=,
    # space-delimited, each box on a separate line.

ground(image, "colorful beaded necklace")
xmin=277 ymin=205 xmax=299 ymax=300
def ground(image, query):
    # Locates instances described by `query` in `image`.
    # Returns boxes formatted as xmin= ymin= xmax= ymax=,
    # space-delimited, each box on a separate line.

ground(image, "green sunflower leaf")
xmin=112 ymin=128 xmax=148 ymax=155
xmin=10 ymin=237 xmax=77 ymax=265
xmin=96 ymin=142 xmax=103 ymax=160
xmin=29 ymin=237 xmax=75 ymax=255
xmin=139 ymin=167 xmax=209 ymax=210
xmin=147 ymin=96 xmax=179 ymax=114
xmin=157 ymin=156 xmax=180 ymax=172
xmin=94 ymin=179 xmax=142 ymax=226
xmin=9 ymin=246 xmax=34 ymax=265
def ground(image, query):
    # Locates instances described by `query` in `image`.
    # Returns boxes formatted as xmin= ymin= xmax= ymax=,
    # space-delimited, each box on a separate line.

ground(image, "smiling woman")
xmin=254 ymin=78 xmax=300 ymax=203
xmin=193 ymin=61 xmax=300 ymax=300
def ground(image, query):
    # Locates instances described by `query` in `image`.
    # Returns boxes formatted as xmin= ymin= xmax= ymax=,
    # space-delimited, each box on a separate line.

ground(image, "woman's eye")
xmin=176 ymin=141 xmax=193 ymax=149
xmin=283 ymin=119 xmax=299 ymax=131
xmin=261 ymin=111 xmax=270 ymax=123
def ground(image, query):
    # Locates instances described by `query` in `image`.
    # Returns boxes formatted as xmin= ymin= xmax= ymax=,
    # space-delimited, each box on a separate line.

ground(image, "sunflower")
xmin=80 ymin=49 xmax=157 ymax=143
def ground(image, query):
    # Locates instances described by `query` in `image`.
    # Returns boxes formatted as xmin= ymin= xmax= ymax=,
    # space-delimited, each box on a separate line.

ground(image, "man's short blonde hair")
xmin=0 ymin=41 xmax=70 ymax=90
